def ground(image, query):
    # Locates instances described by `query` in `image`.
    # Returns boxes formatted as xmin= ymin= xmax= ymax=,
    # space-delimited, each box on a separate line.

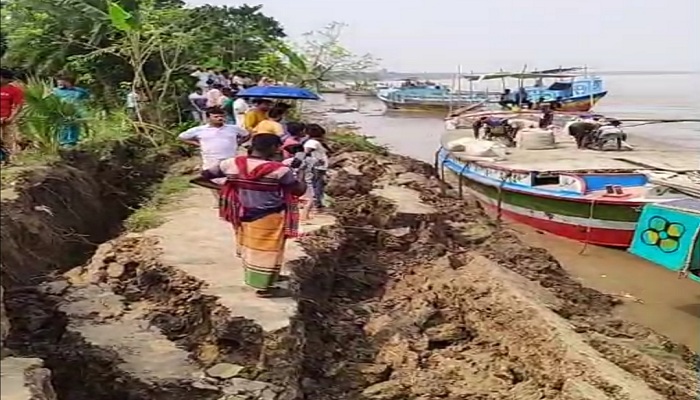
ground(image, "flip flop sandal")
xmin=255 ymin=288 xmax=291 ymax=298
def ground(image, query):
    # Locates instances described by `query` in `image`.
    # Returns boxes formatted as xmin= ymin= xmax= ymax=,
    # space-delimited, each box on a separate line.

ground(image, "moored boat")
xmin=463 ymin=67 xmax=607 ymax=112
xmin=628 ymin=198 xmax=700 ymax=282
xmin=377 ymin=78 xmax=498 ymax=112
xmin=436 ymin=127 xmax=699 ymax=248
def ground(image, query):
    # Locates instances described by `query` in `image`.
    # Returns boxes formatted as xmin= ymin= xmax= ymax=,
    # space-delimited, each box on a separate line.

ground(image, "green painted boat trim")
xmin=460 ymin=176 xmax=641 ymax=222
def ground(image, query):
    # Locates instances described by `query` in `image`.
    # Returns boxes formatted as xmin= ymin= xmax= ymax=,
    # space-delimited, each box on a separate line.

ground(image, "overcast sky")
xmin=190 ymin=0 xmax=699 ymax=73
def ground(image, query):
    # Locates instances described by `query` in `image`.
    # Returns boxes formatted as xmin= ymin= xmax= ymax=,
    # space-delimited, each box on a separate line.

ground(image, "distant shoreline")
xmin=364 ymin=70 xmax=700 ymax=81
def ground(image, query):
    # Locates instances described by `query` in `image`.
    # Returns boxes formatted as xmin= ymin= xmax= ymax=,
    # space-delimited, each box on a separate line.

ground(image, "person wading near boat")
xmin=243 ymin=99 xmax=273 ymax=133
xmin=193 ymin=134 xmax=307 ymax=298
xmin=178 ymin=107 xmax=249 ymax=204
xmin=0 ymin=69 xmax=25 ymax=164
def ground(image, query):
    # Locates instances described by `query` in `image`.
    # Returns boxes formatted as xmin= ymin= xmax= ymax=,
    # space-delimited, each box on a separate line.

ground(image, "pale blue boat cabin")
xmin=628 ymin=198 xmax=700 ymax=283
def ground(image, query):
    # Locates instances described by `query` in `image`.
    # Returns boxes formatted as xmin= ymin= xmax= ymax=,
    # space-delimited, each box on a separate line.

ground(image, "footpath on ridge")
xmin=0 ymin=141 xmax=697 ymax=400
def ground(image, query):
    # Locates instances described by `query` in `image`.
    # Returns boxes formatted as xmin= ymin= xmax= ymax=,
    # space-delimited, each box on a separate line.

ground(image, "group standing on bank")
xmin=178 ymin=69 xmax=330 ymax=299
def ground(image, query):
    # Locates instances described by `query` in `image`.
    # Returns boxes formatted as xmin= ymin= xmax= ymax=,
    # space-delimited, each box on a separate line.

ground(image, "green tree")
xmin=281 ymin=22 xmax=379 ymax=89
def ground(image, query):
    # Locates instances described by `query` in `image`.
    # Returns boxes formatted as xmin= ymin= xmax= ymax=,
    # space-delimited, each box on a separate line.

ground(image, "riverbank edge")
xmin=0 ymin=139 xmax=186 ymax=399
xmin=0 ymin=128 xmax=697 ymax=399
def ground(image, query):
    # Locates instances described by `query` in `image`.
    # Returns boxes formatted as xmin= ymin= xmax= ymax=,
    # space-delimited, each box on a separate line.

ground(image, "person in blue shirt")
xmin=53 ymin=74 xmax=89 ymax=147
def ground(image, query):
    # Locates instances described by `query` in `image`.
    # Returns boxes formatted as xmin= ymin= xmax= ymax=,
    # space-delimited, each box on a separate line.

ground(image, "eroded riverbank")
xmin=1 ymin=138 xmax=697 ymax=400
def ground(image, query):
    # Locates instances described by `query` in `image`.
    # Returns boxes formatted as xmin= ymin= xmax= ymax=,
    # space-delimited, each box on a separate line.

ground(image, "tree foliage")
xmin=1 ymin=0 xmax=286 ymax=114
xmin=283 ymin=22 xmax=379 ymax=89
xmin=2 ymin=0 xmax=378 ymax=125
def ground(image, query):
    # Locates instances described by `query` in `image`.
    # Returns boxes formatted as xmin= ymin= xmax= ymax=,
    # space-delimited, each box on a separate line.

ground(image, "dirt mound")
xmin=292 ymin=151 xmax=697 ymax=400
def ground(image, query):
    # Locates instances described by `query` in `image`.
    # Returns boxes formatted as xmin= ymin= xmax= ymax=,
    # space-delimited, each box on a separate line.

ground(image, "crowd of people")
xmin=179 ymin=73 xmax=331 ymax=298
xmin=1 ymin=68 xmax=90 ymax=164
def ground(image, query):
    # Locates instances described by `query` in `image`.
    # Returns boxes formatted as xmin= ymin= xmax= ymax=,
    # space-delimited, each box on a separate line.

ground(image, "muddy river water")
xmin=318 ymin=73 xmax=700 ymax=352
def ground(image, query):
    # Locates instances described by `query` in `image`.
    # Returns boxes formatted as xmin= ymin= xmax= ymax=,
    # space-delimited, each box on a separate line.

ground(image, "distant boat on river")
xmin=377 ymin=78 xmax=498 ymax=112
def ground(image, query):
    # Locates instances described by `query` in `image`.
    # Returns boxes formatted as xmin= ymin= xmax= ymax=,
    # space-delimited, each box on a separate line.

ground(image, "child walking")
xmin=303 ymin=124 xmax=330 ymax=211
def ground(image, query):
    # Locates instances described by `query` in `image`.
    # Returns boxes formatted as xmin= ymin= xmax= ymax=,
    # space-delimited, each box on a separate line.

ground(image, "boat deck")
xmin=441 ymin=130 xmax=700 ymax=173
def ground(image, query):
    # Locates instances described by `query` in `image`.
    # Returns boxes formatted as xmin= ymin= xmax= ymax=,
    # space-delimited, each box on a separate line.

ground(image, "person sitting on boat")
xmin=538 ymin=106 xmax=555 ymax=129
xmin=499 ymin=89 xmax=515 ymax=109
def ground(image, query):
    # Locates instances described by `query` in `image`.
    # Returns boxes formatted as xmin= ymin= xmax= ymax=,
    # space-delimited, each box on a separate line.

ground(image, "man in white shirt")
xmin=190 ymin=67 xmax=211 ymax=91
xmin=178 ymin=107 xmax=249 ymax=171
xmin=232 ymin=96 xmax=249 ymax=128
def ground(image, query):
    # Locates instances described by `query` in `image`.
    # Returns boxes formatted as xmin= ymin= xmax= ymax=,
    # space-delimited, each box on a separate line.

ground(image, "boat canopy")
xmin=463 ymin=71 xmax=582 ymax=82
xmin=462 ymin=67 xmax=587 ymax=82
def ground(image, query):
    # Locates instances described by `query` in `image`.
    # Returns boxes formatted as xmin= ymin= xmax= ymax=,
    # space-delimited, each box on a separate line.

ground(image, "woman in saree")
xmin=193 ymin=134 xmax=307 ymax=297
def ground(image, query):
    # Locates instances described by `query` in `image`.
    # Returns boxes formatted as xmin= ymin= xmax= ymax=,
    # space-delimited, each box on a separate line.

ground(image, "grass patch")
xmin=328 ymin=128 xmax=388 ymax=155
xmin=125 ymin=174 xmax=191 ymax=232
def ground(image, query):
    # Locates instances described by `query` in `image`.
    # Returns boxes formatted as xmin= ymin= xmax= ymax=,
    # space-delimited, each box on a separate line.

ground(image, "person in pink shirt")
xmin=281 ymin=122 xmax=307 ymax=159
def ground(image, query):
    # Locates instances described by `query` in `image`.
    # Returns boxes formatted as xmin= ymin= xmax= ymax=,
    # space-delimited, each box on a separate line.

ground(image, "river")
xmin=324 ymin=73 xmax=700 ymax=161
xmin=317 ymin=72 xmax=700 ymax=352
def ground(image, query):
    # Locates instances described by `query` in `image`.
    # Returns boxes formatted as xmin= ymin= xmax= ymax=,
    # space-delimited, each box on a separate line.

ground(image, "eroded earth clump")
xmin=1 ymin=142 xmax=697 ymax=400
xmin=292 ymin=151 xmax=697 ymax=400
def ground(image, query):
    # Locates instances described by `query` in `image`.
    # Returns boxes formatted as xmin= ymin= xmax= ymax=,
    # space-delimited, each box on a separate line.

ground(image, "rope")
xmin=579 ymin=199 xmax=597 ymax=255
xmin=678 ymin=225 xmax=700 ymax=280
xmin=496 ymin=172 xmax=512 ymax=223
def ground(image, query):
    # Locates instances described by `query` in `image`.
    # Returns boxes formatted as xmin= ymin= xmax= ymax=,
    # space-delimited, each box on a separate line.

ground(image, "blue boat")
xmin=463 ymin=67 xmax=607 ymax=112
xmin=628 ymin=198 xmax=700 ymax=282
xmin=377 ymin=78 xmax=497 ymax=112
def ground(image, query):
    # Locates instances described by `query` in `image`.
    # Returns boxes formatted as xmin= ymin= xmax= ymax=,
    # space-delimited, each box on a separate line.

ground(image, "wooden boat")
xmin=628 ymin=198 xmax=700 ymax=282
xmin=377 ymin=78 xmax=498 ymax=112
xmin=463 ymin=67 xmax=607 ymax=112
xmin=436 ymin=128 xmax=699 ymax=248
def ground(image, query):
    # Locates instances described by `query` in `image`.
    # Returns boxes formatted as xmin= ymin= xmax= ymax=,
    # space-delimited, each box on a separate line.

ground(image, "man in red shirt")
xmin=1 ymin=68 xmax=24 ymax=162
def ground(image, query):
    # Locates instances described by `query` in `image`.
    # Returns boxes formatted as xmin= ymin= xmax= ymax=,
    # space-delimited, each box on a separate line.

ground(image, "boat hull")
xmin=502 ymin=91 xmax=608 ymax=112
xmin=557 ymin=91 xmax=608 ymax=112
xmin=380 ymin=99 xmax=458 ymax=112
xmin=465 ymin=180 xmax=636 ymax=247
xmin=439 ymin=152 xmax=641 ymax=247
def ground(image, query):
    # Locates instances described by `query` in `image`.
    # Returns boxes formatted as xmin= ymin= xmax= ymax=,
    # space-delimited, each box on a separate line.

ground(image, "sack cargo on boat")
xmin=516 ymin=128 xmax=555 ymax=150
xmin=446 ymin=137 xmax=508 ymax=158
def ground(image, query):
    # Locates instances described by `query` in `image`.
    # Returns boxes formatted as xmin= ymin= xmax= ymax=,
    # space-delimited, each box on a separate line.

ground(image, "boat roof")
xmin=463 ymin=72 xmax=583 ymax=81
xmin=462 ymin=67 xmax=588 ymax=82
xmin=441 ymin=130 xmax=700 ymax=173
